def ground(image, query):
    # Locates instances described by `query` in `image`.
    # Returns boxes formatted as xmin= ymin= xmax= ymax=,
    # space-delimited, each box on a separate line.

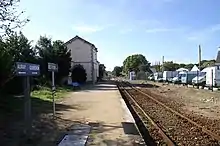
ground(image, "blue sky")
xmin=19 ymin=0 xmax=220 ymax=71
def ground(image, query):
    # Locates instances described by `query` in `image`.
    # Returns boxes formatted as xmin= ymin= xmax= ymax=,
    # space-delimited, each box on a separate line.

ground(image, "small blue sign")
xmin=48 ymin=63 xmax=58 ymax=72
xmin=15 ymin=62 xmax=40 ymax=76
xmin=72 ymin=82 xmax=80 ymax=87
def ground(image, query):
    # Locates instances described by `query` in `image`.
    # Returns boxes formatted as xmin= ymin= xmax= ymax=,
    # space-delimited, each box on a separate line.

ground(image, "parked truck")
xmin=192 ymin=72 xmax=206 ymax=86
xmin=163 ymin=71 xmax=178 ymax=82
xmin=172 ymin=72 xmax=185 ymax=84
xmin=148 ymin=74 xmax=154 ymax=81
xmin=206 ymin=66 xmax=220 ymax=87
xmin=180 ymin=71 xmax=198 ymax=84
xmin=154 ymin=72 xmax=163 ymax=82
xmin=192 ymin=68 xmax=208 ymax=86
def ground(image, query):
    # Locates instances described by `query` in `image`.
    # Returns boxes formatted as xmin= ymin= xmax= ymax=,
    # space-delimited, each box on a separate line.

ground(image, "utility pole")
xmin=162 ymin=56 xmax=164 ymax=72
xmin=158 ymin=61 xmax=161 ymax=72
xmin=199 ymin=45 xmax=201 ymax=71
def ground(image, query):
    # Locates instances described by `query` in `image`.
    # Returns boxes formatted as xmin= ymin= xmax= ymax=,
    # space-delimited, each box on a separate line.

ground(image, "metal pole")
xmin=162 ymin=56 xmax=164 ymax=73
xmin=199 ymin=45 xmax=201 ymax=71
xmin=211 ymin=69 xmax=213 ymax=92
xmin=24 ymin=76 xmax=31 ymax=133
xmin=197 ymin=70 xmax=199 ymax=89
xmin=186 ymin=72 xmax=188 ymax=87
xmin=52 ymin=71 xmax=55 ymax=118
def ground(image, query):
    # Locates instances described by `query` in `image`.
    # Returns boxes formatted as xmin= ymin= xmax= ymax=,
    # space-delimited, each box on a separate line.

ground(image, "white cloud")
xmin=187 ymin=36 xmax=198 ymax=41
xmin=145 ymin=28 xmax=178 ymax=33
xmin=72 ymin=23 xmax=115 ymax=34
xmin=73 ymin=25 xmax=104 ymax=34
xmin=211 ymin=24 xmax=220 ymax=32
xmin=187 ymin=24 xmax=220 ymax=41
xmin=138 ymin=19 xmax=161 ymax=27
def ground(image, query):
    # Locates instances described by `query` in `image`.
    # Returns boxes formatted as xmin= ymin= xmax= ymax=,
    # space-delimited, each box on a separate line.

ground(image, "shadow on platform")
xmin=88 ymin=122 xmax=139 ymax=135
xmin=87 ymin=121 xmax=146 ymax=145
xmin=78 ymin=81 xmax=118 ymax=91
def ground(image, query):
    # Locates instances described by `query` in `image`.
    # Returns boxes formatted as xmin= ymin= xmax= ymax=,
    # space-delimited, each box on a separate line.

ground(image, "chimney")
xmin=198 ymin=45 xmax=201 ymax=70
xmin=215 ymin=47 xmax=220 ymax=66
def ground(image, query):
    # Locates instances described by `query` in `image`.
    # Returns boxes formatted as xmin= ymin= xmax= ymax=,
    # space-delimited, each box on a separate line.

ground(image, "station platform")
xmin=58 ymin=82 xmax=145 ymax=146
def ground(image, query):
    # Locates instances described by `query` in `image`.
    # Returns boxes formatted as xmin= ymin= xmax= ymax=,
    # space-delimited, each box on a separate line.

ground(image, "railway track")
xmin=118 ymin=82 xmax=220 ymax=146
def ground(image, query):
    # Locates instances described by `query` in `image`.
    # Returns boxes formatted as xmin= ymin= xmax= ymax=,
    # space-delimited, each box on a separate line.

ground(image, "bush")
xmin=71 ymin=64 xmax=87 ymax=84
xmin=1 ymin=77 xmax=24 ymax=95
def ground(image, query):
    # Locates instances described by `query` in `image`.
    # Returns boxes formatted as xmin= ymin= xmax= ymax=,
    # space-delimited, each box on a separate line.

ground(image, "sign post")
xmin=15 ymin=62 xmax=40 ymax=133
xmin=48 ymin=63 xmax=58 ymax=119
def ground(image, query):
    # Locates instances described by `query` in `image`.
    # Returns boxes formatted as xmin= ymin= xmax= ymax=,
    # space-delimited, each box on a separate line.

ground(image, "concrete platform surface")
xmin=57 ymin=82 xmax=144 ymax=146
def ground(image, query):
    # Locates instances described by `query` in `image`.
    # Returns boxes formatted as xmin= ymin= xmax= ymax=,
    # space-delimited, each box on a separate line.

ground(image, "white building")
xmin=65 ymin=36 xmax=99 ymax=83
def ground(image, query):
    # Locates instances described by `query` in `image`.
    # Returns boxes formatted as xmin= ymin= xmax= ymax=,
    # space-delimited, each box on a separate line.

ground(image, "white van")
xmin=163 ymin=71 xmax=178 ymax=82
xmin=206 ymin=66 xmax=220 ymax=87
xmin=192 ymin=72 xmax=206 ymax=85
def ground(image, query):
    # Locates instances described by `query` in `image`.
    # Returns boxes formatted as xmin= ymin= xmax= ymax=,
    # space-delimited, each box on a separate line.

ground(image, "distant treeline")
xmin=151 ymin=60 xmax=216 ymax=72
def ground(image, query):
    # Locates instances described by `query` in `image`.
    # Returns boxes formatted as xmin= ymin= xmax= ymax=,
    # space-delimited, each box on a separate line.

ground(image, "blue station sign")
xmin=15 ymin=62 xmax=40 ymax=76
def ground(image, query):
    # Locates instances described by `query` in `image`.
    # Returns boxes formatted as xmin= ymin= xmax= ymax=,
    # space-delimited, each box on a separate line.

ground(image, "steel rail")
xmin=126 ymin=82 xmax=220 ymax=141
xmin=118 ymin=84 xmax=175 ymax=146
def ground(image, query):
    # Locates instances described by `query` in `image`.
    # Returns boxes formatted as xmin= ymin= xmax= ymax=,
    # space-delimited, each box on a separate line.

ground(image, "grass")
xmin=31 ymin=86 xmax=72 ymax=101
xmin=0 ymin=86 xmax=73 ymax=146
xmin=0 ymin=85 xmax=73 ymax=116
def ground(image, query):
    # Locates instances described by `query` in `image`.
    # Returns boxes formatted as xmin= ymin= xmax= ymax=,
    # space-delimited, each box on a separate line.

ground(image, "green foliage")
xmin=0 ymin=32 xmax=36 ymax=93
xmin=112 ymin=66 xmax=122 ymax=77
xmin=0 ymin=34 xmax=72 ymax=94
xmin=200 ymin=60 xmax=215 ymax=69
xmin=163 ymin=61 xmax=179 ymax=71
xmin=0 ymin=0 xmax=29 ymax=38
xmin=36 ymin=36 xmax=53 ymax=82
xmin=139 ymin=64 xmax=151 ymax=72
xmin=36 ymin=36 xmax=71 ymax=84
xmin=123 ymin=54 xmax=150 ymax=74
xmin=136 ymin=71 xmax=147 ymax=80
xmin=52 ymin=40 xmax=71 ymax=81
xmin=4 ymin=32 xmax=36 ymax=63
xmin=71 ymin=64 xmax=87 ymax=84
xmin=98 ymin=64 xmax=106 ymax=80
xmin=185 ymin=63 xmax=194 ymax=70
xmin=31 ymin=86 xmax=72 ymax=101
xmin=152 ymin=65 xmax=161 ymax=72
xmin=151 ymin=60 xmax=216 ymax=72
xmin=0 ymin=39 xmax=14 ymax=87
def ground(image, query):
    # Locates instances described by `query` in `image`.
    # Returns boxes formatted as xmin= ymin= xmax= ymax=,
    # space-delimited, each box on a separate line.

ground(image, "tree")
xmin=36 ymin=36 xmax=71 ymax=84
xmin=0 ymin=39 xmax=13 ymax=88
xmin=139 ymin=64 xmax=151 ymax=72
xmin=163 ymin=61 xmax=179 ymax=71
xmin=112 ymin=66 xmax=122 ymax=77
xmin=179 ymin=63 xmax=186 ymax=68
xmin=0 ymin=0 xmax=29 ymax=37
xmin=52 ymin=40 xmax=71 ymax=81
xmin=123 ymin=54 xmax=150 ymax=74
xmin=35 ymin=36 xmax=53 ymax=83
xmin=4 ymin=32 xmax=36 ymax=63
xmin=0 ymin=32 xmax=36 ymax=93
xmin=200 ymin=60 xmax=215 ymax=69
xmin=185 ymin=63 xmax=194 ymax=70
xmin=151 ymin=64 xmax=161 ymax=72
xmin=71 ymin=64 xmax=87 ymax=84
xmin=98 ymin=64 xmax=106 ymax=80
xmin=150 ymin=59 xmax=217 ymax=73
